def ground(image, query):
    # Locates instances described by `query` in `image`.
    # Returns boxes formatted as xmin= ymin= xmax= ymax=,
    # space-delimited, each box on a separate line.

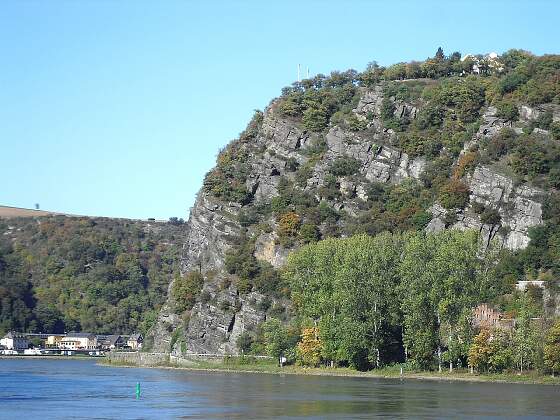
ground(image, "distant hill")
xmin=0 ymin=215 xmax=186 ymax=337
xmin=0 ymin=205 xmax=64 ymax=218
xmin=0 ymin=205 xmax=168 ymax=223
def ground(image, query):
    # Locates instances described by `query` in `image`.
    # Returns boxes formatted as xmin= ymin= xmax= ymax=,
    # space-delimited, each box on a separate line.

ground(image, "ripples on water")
xmin=0 ymin=359 xmax=558 ymax=419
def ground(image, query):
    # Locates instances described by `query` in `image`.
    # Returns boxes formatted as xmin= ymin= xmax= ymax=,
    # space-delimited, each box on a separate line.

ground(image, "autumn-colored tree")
xmin=468 ymin=329 xmax=493 ymax=372
xmin=277 ymin=212 xmax=301 ymax=245
xmin=297 ymin=327 xmax=323 ymax=367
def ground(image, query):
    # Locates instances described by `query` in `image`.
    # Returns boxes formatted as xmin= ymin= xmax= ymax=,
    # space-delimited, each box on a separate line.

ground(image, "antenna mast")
xmin=297 ymin=64 xmax=301 ymax=82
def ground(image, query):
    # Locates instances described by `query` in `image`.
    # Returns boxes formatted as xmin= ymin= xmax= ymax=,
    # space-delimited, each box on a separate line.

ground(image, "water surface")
xmin=0 ymin=359 xmax=558 ymax=419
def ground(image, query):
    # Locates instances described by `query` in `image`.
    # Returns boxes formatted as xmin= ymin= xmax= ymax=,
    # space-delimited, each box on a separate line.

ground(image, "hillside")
xmin=146 ymin=49 xmax=560 ymax=371
xmin=0 ymin=205 xmax=64 ymax=218
xmin=0 ymin=216 xmax=185 ymax=336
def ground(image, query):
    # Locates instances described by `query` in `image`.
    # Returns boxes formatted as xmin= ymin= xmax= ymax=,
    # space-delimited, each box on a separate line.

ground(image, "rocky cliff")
xmin=148 ymin=58 xmax=560 ymax=355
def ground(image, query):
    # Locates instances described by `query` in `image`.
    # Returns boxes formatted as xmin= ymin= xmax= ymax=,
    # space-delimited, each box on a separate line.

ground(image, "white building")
xmin=0 ymin=332 xmax=29 ymax=350
xmin=59 ymin=333 xmax=97 ymax=350
xmin=127 ymin=333 xmax=143 ymax=350
xmin=461 ymin=52 xmax=504 ymax=75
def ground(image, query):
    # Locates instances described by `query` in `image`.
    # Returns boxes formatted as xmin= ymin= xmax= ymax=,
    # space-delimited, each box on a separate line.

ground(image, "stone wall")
xmin=106 ymin=351 xmax=272 ymax=368
xmin=106 ymin=352 xmax=169 ymax=366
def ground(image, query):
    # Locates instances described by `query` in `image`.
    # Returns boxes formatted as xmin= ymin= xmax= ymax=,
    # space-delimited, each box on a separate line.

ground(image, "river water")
xmin=0 ymin=358 xmax=558 ymax=419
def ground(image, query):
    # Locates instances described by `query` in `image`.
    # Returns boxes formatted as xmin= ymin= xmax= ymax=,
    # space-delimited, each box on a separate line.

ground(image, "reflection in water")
xmin=0 ymin=359 xmax=558 ymax=419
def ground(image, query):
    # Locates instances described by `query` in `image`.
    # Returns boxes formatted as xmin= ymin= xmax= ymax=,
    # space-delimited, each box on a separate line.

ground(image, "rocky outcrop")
xmin=519 ymin=104 xmax=560 ymax=123
xmin=322 ymin=126 xmax=425 ymax=184
xmin=254 ymin=232 xmax=289 ymax=268
xmin=354 ymin=86 xmax=384 ymax=117
xmin=427 ymin=166 xmax=543 ymax=250
xmin=180 ymin=285 xmax=268 ymax=355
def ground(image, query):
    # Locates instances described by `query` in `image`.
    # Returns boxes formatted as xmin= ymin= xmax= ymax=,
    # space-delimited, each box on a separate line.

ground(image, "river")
xmin=0 ymin=358 xmax=558 ymax=419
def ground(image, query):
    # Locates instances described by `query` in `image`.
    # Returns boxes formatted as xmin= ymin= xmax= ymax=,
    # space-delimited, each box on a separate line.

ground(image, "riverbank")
xmin=1 ymin=355 xmax=105 ymax=360
xmin=102 ymin=355 xmax=560 ymax=385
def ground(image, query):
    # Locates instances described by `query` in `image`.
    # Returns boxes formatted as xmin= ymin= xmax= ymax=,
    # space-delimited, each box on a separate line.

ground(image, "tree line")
xmin=240 ymin=230 xmax=560 ymax=375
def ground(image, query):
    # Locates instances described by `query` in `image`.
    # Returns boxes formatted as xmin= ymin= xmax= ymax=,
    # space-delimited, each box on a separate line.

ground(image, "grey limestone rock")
xmin=427 ymin=166 xmax=543 ymax=251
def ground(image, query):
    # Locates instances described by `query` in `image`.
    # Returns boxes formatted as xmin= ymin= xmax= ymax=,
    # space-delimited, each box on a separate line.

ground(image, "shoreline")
xmin=99 ymin=358 xmax=560 ymax=386
xmin=0 ymin=355 xmax=105 ymax=360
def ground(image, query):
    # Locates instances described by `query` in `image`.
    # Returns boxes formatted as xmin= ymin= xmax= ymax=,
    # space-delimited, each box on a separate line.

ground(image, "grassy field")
xmin=0 ymin=205 xmax=60 ymax=218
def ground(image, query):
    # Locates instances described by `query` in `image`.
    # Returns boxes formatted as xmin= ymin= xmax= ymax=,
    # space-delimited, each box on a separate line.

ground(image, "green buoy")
xmin=135 ymin=382 xmax=141 ymax=399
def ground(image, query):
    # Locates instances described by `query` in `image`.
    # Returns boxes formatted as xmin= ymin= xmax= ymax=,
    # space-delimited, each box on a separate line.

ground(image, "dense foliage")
xmin=282 ymin=230 xmax=498 ymax=370
xmin=0 ymin=216 xmax=184 ymax=336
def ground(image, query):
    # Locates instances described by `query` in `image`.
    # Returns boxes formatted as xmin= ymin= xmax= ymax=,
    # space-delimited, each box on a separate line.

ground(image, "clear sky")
xmin=1 ymin=1 xmax=558 ymax=220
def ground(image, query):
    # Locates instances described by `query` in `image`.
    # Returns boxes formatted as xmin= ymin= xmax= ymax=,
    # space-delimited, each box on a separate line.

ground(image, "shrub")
xmin=495 ymin=100 xmax=519 ymax=121
xmin=480 ymin=208 xmax=501 ymax=225
xmin=439 ymin=179 xmax=470 ymax=209
xmin=346 ymin=114 xmax=368 ymax=131
xmin=277 ymin=212 xmax=301 ymax=244
xmin=200 ymin=291 xmax=211 ymax=304
xmin=302 ymin=136 xmax=328 ymax=157
xmin=253 ymin=262 xmax=281 ymax=295
xmin=298 ymin=223 xmax=321 ymax=244
xmin=219 ymin=300 xmax=231 ymax=312
xmin=414 ymin=104 xmax=445 ymax=130
xmin=498 ymin=72 xmax=528 ymax=95
xmin=380 ymin=97 xmax=396 ymax=121
xmin=399 ymin=131 xmax=442 ymax=158
xmin=225 ymin=239 xmax=259 ymax=280
xmin=551 ymin=122 xmax=560 ymax=140
xmin=286 ymin=157 xmax=299 ymax=172
xmin=239 ymin=110 xmax=264 ymax=141
xmin=544 ymin=322 xmax=560 ymax=374
xmin=548 ymin=168 xmax=560 ymax=189
xmin=452 ymin=151 xmax=478 ymax=179
xmin=328 ymin=156 xmax=360 ymax=176
xmin=171 ymin=271 xmax=204 ymax=313
xmin=472 ymin=202 xmax=485 ymax=214
xmin=485 ymin=128 xmax=516 ymax=160
xmin=532 ymin=110 xmax=553 ymax=131
xmin=302 ymin=107 xmax=328 ymax=131
xmin=295 ymin=163 xmax=314 ymax=187
xmin=510 ymin=136 xmax=552 ymax=178
xmin=279 ymin=92 xmax=304 ymax=117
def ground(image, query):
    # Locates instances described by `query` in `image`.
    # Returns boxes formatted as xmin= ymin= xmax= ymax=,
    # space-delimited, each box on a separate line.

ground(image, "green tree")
xmin=544 ymin=321 xmax=560 ymax=375
xmin=400 ymin=230 xmax=495 ymax=370
xmin=262 ymin=318 xmax=293 ymax=360
xmin=302 ymin=106 xmax=328 ymax=131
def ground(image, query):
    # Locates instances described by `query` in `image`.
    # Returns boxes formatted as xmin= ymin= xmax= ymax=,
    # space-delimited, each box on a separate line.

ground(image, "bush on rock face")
xmin=495 ymin=100 xmax=519 ymax=121
xmin=328 ymin=156 xmax=360 ymax=177
xmin=172 ymin=271 xmax=204 ymax=313
xmin=438 ymin=179 xmax=470 ymax=210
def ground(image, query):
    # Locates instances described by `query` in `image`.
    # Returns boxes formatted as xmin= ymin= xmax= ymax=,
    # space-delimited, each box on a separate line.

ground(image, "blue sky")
xmin=1 ymin=1 xmax=558 ymax=220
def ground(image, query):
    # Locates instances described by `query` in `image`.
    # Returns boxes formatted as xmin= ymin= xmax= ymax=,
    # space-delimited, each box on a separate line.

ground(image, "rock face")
xmin=427 ymin=166 xmax=543 ymax=250
xmin=149 ymin=87 xmax=547 ymax=355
